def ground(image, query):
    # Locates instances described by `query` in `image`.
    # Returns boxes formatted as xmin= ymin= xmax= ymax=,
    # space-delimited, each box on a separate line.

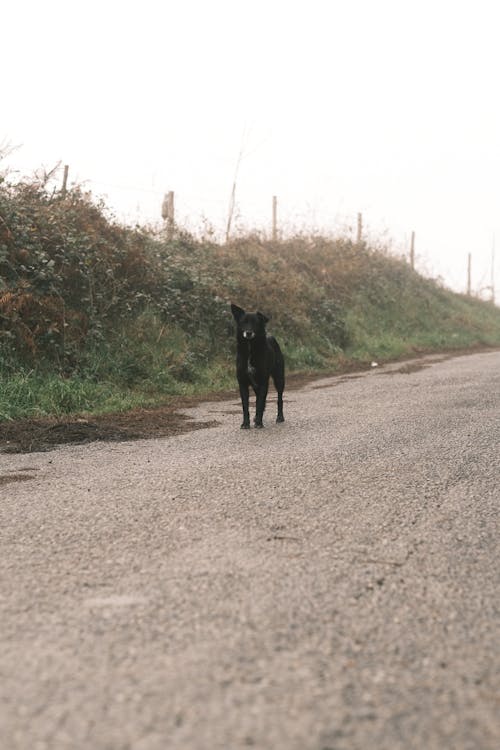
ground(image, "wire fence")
xmin=2 ymin=156 xmax=496 ymax=302
xmin=80 ymin=176 xmax=498 ymax=304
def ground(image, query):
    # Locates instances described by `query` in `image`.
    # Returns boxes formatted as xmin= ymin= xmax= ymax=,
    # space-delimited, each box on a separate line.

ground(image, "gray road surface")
xmin=1 ymin=350 xmax=499 ymax=750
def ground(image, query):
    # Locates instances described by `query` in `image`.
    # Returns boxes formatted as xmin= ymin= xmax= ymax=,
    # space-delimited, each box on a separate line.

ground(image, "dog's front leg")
xmin=254 ymin=382 xmax=269 ymax=428
xmin=239 ymin=382 xmax=251 ymax=429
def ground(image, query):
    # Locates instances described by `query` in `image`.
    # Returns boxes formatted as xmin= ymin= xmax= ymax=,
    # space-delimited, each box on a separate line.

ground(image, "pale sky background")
xmin=2 ymin=0 xmax=499 ymax=298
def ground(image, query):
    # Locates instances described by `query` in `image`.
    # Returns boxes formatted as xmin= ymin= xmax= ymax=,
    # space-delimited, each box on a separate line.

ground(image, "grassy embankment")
xmin=1 ymin=178 xmax=500 ymax=421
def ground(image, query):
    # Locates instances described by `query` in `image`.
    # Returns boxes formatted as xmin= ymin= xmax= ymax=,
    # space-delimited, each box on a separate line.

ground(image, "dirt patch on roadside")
xmin=0 ymin=406 xmax=219 ymax=454
xmin=377 ymin=361 xmax=435 ymax=375
xmin=0 ymin=473 xmax=36 ymax=486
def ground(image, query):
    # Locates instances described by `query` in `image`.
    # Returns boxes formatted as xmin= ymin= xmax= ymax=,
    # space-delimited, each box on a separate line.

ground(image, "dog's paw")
xmin=240 ymin=422 xmax=251 ymax=430
xmin=276 ymin=415 xmax=285 ymax=423
xmin=254 ymin=422 xmax=264 ymax=428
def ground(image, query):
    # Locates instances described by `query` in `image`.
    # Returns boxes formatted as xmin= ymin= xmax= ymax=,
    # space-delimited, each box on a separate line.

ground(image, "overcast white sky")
xmin=2 ymin=0 xmax=499 ymax=296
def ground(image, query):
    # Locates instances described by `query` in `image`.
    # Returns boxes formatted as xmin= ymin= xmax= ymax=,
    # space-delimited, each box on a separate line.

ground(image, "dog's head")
xmin=231 ymin=304 xmax=269 ymax=340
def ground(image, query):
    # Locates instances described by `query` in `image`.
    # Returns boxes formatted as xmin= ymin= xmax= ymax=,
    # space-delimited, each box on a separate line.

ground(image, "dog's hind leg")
xmin=273 ymin=376 xmax=285 ymax=423
xmin=239 ymin=382 xmax=251 ymax=429
xmin=276 ymin=389 xmax=284 ymax=423
xmin=272 ymin=364 xmax=285 ymax=423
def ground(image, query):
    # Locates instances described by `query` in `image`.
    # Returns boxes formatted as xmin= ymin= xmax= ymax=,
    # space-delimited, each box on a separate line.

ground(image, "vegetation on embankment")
xmin=1 ymin=175 xmax=500 ymax=420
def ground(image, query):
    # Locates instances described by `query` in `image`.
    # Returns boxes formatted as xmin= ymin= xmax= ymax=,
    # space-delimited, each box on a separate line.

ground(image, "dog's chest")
xmin=247 ymin=361 xmax=258 ymax=387
xmin=247 ymin=350 xmax=258 ymax=387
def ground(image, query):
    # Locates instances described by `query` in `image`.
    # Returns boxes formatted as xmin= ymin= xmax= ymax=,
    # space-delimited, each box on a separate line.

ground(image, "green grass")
xmin=0 ymin=363 xmax=236 ymax=421
xmin=0 ymin=373 xmax=134 ymax=420
xmin=0 ymin=359 xmax=239 ymax=421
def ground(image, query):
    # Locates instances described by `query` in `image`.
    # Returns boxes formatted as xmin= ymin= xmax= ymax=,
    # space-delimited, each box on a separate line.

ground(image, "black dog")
xmin=231 ymin=303 xmax=285 ymax=429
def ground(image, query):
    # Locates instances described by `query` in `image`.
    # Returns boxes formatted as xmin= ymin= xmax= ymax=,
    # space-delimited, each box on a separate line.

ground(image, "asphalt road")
xmin=1 ymin=351 xmax=499 ymax=750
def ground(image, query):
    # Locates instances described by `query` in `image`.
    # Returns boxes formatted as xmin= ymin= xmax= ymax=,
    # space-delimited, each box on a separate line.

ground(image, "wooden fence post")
xmin=272 ymin=195 xmax=278 ymax=241
xmin=61 ymin=164 xmax=69 ymax=197
xmin=357 ymin=212 xmax=363 ymax=244
xmin=161 ymin=191 xmax=175 ymax=240
xmin=410 ymin=231 xmax=415 ymax=270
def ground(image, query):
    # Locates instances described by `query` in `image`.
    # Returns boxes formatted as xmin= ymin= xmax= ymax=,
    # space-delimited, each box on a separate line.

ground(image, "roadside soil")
xmin=0 ymin=346 xmax=496 ymax=454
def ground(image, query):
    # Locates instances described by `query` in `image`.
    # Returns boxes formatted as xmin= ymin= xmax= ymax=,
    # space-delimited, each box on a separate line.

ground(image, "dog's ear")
xmin=257 ymin=312 xmax=269 ymax=325
xmin=231 ymin=303 xmax=245 ymax=321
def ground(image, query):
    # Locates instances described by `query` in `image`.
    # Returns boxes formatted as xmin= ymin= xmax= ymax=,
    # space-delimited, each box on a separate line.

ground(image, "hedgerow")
xmin=1 ymin=170 xmax=500 ymax=413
